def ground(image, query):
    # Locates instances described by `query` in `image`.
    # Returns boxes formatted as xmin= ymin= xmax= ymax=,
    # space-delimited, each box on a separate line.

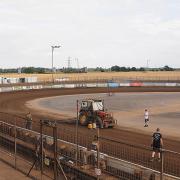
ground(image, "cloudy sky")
xmin=0 ymin=0 xmax=180 ymax=68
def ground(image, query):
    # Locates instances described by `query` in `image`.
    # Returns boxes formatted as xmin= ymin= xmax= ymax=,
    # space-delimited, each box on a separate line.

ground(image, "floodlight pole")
xmin=51 ymin=45 xmax=61 ymax=83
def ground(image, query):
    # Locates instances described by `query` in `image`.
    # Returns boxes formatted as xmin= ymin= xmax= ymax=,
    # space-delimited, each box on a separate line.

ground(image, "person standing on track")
xmin=150 ymin=128 xmax=163 ymax=162
xmin=144 ymin=109 xmax=149 ymax=127
xmin=26 ymin=112 xmax=32 ymax=130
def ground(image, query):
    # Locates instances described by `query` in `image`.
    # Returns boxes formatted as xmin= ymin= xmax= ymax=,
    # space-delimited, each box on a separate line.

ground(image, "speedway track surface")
xmin=0 ymin=86 xmax=180 ymax=151
xmin=1 ymin=86 xmax=180 ymax=177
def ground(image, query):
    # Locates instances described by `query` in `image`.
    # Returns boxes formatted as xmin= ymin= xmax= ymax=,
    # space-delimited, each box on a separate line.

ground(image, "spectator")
xmin=150 ymin=128 xmax=163 ymax=162
xmin=26 ymin=112 xmax=32 ymax=130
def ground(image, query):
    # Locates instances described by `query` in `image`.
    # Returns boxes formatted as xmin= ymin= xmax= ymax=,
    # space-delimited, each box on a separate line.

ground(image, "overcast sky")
xmin=0 ymin=0 xmax=180 ymax=68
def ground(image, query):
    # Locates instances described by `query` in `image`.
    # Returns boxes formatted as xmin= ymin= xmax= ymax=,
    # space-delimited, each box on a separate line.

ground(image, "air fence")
xmin=0 ymin=113 xmax=179 ymax=180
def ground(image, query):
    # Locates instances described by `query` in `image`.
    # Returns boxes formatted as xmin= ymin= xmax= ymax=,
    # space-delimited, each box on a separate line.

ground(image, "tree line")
xmin=0 ymin=65 xmax=175 ymax=74
xmin=90 ymin=65 xmax=174 ymax=72
xmin=110 ymin=65 xmax=174 ymax=72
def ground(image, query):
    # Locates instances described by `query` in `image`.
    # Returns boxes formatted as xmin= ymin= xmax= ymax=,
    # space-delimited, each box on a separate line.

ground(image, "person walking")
xmin=150 ymin=128 xmax=163 ymax=162
xmin=26 ymin=112 xmax=32 ymax=130
xmin=144 ymin=109 xmax=149 ymax=127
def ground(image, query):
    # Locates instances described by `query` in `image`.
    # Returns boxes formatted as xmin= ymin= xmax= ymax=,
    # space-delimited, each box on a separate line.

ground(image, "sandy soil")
xmin=0 ymin=160 xmax=30 ymax=180
xmin=27 ymin=92 xmax=180 ymax=139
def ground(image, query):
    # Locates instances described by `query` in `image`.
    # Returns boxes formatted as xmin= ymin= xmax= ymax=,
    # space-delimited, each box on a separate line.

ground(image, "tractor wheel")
xmin=96 ymin=117 xmax=103 ymax=128
xmin=79 ymin=114 xmax=88 ymax=126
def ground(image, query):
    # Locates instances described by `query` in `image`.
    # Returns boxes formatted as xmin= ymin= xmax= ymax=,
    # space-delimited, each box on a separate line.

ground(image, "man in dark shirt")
xmin=151 ymin=128 xmax=163 ymax=162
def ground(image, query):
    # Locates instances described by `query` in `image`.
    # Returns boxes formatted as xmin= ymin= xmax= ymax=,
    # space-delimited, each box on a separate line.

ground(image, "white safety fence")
xmin=0 ymin=81 xmax=180 ymax=93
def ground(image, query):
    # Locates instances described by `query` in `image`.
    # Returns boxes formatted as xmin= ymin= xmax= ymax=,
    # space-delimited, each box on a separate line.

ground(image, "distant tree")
xmin=22 ymin=67 xmax=35 ymax=73
xmin=2 ymin=68 xmax=18 ymax=73
xmin=139 ymin=67 xmax=145 ymax=71
xmin=94 ymin=67 xmax=105 ymax=72
xmin=0 ymin=65 xmax=175 ymax=74
xmin=162 ymin=65 xmax=174 ymax=71
xmin=111 ymin=65 xmax=120 ymax=72
xmin=36 ymin=68 xmax=46 ymax=73
xmin=111 ymin=66 xmax=134 ymax=72
xmin=131 ymin=67 xmax=137 ymax=71
xmin=126 ymin=67 xmax=131 ymax=72
xmin=120 ymin=67 xmax=128 ymax=72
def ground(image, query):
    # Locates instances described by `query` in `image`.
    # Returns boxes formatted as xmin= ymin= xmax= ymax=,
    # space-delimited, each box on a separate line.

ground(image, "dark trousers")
xmin=26 ymin=121 xmax=32 ymax=130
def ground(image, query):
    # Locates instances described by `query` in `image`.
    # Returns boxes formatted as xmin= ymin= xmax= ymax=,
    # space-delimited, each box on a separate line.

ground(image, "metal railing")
xmin=0 ymin=113 xmax=180 ymax=179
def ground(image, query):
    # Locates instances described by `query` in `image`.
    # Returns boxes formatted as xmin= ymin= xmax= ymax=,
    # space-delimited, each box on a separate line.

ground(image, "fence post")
xmin=40 ymin=120 xmax=43 ymax=179
xmin=97 ymin=128 xmax=100 ymax=180
xmin=14 ymin=119 xmax=17 ymax=169
xmin=53 ymin=123 xmax=58 ymax=180
xmin=160 ymin=150 xmax=164 ymax=180
xmin=75 ymin=100 xmax=79 ymax=166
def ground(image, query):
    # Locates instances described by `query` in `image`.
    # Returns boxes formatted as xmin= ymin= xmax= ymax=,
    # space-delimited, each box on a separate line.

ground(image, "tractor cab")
xmin=80 ymin=99 xmax=104 ymax=112
xmin=79 ymin=99 xmax=115 ymax=128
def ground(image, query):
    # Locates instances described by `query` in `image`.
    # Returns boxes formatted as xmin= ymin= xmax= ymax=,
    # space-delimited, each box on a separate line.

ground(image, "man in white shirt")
xmin=144 ymin=109 xmax=149 ymax=127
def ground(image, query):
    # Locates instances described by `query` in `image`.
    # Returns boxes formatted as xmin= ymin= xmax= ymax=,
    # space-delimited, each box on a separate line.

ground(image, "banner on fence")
xmin=1 ymin=87 xmax=13 ymax=92
xmin=119 ymin=83 xmax=130 ymax=87
xmin=165 ymin=83 xmax=177 ymax=87
xmin=130 ymin=82 xmax=143 ymax=87
xmin=86 ymin=83 xmax=97 ymax=88
xmin=97 ymin=83 xmax=107 ymax=87
xmin=108 ymin=82 xmax=119 ymax=88
xmin=0 ymin=80 xmax=180 ymax=94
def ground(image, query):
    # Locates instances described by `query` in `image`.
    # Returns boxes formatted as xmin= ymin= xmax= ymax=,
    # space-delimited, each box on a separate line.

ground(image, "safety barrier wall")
xmin=0 ymin=81 xmax=180 ymax=93
xmin=0 ymin=113 xmax=180 ymax=180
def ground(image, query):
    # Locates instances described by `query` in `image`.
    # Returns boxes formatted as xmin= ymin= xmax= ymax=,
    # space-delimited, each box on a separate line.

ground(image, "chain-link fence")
xmin=0 ymin=115 xmax=99 ymax=180
xmin=0 ymin=113 xmax=180 ymax=180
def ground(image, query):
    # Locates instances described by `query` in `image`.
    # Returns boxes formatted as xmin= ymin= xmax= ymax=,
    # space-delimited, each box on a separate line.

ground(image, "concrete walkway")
xmin=0 ymin=160 xmax=30 ymax=180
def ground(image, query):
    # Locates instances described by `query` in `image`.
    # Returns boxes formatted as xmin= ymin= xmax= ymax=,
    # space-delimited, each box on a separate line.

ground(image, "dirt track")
xmin=29 ymin=91 xmax=180 ymax=139
xmin=0 ymin=87 xmax=180 ymax=152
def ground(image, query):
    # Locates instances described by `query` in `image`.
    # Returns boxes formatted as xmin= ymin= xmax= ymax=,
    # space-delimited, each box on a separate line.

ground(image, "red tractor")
xmin=79 ymin=99 xmax=116 ymax=128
